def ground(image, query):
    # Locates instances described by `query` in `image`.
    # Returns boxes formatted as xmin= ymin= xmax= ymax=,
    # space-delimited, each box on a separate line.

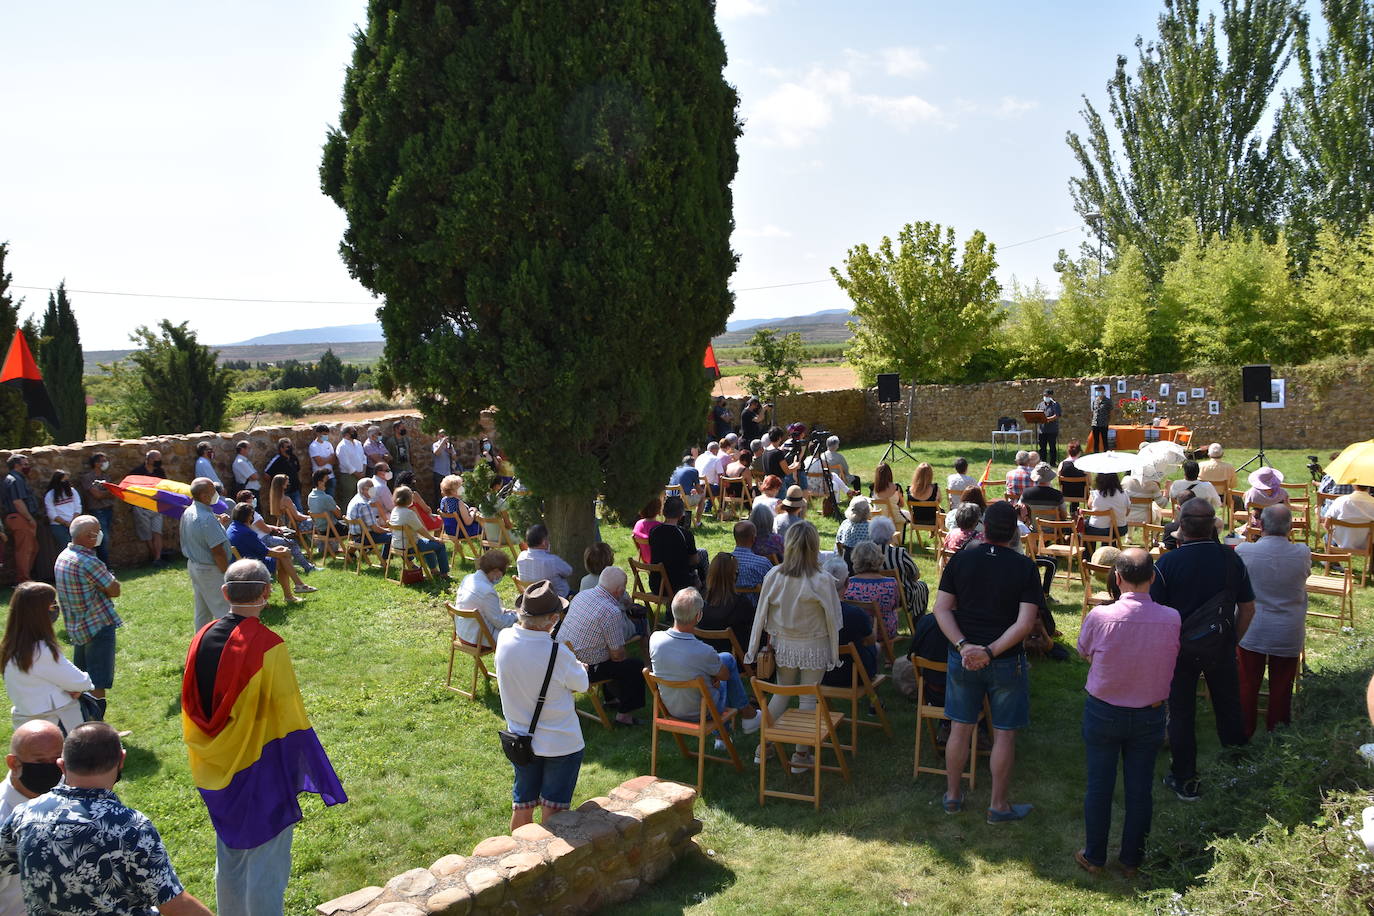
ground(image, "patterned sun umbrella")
xmin=103 ymin=475 xmax=228 ymax=519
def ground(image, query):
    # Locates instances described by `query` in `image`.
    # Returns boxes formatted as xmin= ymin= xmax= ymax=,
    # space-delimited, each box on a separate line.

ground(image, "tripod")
xmin=796 ymin=435 xmax=843 ymax=521
xmin=879 ymin=401 xmax=917 ymax=466
xmin=1236 ymin=400 xmax=1269 ymax=472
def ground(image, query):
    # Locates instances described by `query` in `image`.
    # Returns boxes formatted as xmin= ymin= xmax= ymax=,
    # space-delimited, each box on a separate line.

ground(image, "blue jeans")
xmin=709 ymin=652 xmax=750 ymax=718
xmin=49 ymin=523 xmax=71 ymax=552
xmin=91 ymin=507 xmax=113 ymax=564
xmin=1082 ymin=695 xmax=1166 ymax=868
xmin=73 ymin=625 xmax=117 ymax=690
xmin=512 ymin=748 xmax=584 ymax=810
xmin=945 ymin=649 xmax=1030 ymax=730
xmin=417 ymin=537 xmax=449 ymax=575
xmin=216 ymin=823 xmax=293 ymax=916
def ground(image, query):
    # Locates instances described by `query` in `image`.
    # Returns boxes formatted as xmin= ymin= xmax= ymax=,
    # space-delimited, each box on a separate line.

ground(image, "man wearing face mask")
xmin=127 ymin=449 xmax=167 ymax=567
xmin=54 ymin=516 xmax=121 ymax=722
xmin=180 ymin=479 xmax=231 ymax=633
xmin=370 ymin=462 xmax=396 ymax=515
xmin=0 ymin=722 xmax=213 ymax=915
xmin=383 ymin=420 xmax=413 ymax=476
xmin=335 ymin=426 xmax=366 ymax=507
xmin=0 ymin=720 xmax=63 ymax=915
xmin=307 ymin=424 xmax=337 ymax=499
xmin=182 ymin=561 xmax=346 ymax=916
xmin=78 ymin=452 xmax=116 ymax=564
xmin=454 ymin=550 xmax=517 ymax=647
xmin=2 ymin=456 xmax=38 ymax=584
xmin=264 ymin=438 xmax=304 ymax=513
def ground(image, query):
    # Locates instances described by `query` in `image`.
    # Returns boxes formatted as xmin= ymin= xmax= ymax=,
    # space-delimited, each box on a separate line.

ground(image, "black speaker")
xmin=876 ymin=374 xmax=901 ymax=404
xmin=1242 ymin=364 xmax=1274 ymax=403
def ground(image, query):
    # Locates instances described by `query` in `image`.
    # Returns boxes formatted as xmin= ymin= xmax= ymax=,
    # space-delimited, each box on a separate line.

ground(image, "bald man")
xmin=0 ymin=721 xmax=64 ymax=915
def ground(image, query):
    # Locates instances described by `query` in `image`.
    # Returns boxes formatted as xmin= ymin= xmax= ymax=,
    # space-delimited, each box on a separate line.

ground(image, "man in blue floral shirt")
xmin=0 ymin=722 xmax=211 ymax=916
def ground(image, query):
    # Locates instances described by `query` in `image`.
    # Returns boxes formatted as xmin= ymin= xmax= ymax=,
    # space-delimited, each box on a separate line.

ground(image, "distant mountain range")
xmin=229 ymin=323 xmax=384 ymax=346
xmin=713 ymin=308 xmax=852 ymax=348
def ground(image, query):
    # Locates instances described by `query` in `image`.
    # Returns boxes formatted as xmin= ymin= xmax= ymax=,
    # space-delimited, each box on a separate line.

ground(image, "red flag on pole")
xmin=978 ymin=457 xmax=994 ymax=486
xmin=0 ymin=330 xmax=60 ymax=430
xmin=703 ymin=343 xmax=721 ymax=381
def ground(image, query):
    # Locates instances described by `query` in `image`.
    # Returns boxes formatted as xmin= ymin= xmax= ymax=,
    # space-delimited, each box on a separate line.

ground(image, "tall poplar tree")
xmin=321 ymin=0 xmax=739 ymax=562
xmin=1066 ymin=0 xmax=1300 ymax=278
xmin=38 ymin=282 xmax=87 ymax=444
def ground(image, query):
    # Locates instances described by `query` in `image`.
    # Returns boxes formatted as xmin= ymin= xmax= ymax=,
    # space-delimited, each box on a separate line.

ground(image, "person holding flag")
xmin=181 ymin=559 xmax=346 ymax=915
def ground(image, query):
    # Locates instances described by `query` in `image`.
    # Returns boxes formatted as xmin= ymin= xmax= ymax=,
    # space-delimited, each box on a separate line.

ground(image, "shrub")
xmin=227 ymin=387 xmax=319 ymax=418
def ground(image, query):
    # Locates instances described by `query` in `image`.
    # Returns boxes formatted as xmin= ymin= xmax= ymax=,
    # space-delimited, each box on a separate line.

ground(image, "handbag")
xmin=498 ymin=640 xmax=560 ymax=766
xmin=78 ymin=692 xmax=105 ymax=722
xmin=754 ymin=644 xmax=776 ymax=680
xmin=401 ymin=565 xmax=425 ymax=585
xmin=1178 ymin=550 xmax=1239 ymax=660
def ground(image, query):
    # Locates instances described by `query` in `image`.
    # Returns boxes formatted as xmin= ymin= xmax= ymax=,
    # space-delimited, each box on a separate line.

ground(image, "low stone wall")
xmin=316 ymin=776 xmax=701 ymax=916
xmin=0 ymin=412 xmax=493 ymax=573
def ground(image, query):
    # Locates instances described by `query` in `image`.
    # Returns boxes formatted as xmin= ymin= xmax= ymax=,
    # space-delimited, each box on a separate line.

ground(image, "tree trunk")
xmin=545 ymin=492 xmax=600 ymax=587
xmin=904 ymin=380 xmax=914 ymax=447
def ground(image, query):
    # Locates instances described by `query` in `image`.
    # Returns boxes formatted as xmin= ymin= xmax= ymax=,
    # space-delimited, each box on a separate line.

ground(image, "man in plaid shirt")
xmin=53 ymin=515 xmax=122 ymax=720
xmin=561 ymin=567 xmax=644 ymax=725
xmin=1005 ymin=451 xmax=1034 ymax=500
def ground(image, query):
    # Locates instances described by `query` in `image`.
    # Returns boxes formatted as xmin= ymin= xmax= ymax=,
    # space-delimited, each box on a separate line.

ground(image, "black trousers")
xmin=1089 ymin=425 xmax=1109 ymax=453
xmin=1038 ymin=429 xmax=1059 ymax=464
xmin=1167 ymin=646 xmax=1247 ymax=781
xmin=589 ymin=658 xmax=645 ymax=713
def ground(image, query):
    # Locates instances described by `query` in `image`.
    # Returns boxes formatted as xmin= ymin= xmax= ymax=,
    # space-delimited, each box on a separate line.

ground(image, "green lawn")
xmin=28 ymin=440 xmax=1370 ymax=914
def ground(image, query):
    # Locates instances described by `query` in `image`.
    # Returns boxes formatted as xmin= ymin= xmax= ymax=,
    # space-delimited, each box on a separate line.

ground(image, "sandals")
xmin=942 ymin=793 xmax=964 ymax=814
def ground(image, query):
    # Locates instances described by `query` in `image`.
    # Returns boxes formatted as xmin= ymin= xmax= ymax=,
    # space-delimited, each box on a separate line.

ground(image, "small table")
xmin=991 ymin=427 xmax=1034 ymax=458
xmin=1108 ymin=424 xmax=1189 ymax=451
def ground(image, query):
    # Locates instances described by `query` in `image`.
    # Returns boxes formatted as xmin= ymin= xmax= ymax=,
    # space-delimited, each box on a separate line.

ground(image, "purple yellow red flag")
xmin=0 ymin=330 xmax=60 ymax=430
xmin=103 ymin=475 xmax=228 ymax=519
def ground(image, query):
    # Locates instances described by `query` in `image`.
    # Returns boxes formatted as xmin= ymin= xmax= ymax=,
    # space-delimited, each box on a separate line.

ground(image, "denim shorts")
xmin=511 ymin=748 xmax=584 ymax=810
xmin=73 ymin=625 xmax=117 ymax=690
xmin=944 ymin=649 xmax=1029 ymax=731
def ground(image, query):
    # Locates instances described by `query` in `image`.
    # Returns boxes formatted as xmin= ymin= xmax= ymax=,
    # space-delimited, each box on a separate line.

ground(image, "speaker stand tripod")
xmin=879 ymin=402 xmax=917 ymax=466
xmin=1236 ymin=400 xmax=1269 ymax=473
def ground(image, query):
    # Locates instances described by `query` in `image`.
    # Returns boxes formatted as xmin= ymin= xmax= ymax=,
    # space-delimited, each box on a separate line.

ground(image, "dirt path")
xmin=716 ymin=365 xmax=858 ymax=397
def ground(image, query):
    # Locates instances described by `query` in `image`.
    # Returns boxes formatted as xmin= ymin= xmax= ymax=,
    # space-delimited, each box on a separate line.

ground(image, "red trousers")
xmin=5 ymin=514 xmax=36 ymax=582
xmin=1236 ymin=646 xmax=1299 ymax=738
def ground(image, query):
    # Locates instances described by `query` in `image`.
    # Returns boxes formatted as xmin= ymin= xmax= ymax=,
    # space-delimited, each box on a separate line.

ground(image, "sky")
xmin=1 ymin=1 xmax=1177 ymax=349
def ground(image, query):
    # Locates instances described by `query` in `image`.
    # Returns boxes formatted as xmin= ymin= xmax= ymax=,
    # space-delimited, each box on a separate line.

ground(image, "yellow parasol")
xmin=1322 ymin=440 xmax=1374 ymax=486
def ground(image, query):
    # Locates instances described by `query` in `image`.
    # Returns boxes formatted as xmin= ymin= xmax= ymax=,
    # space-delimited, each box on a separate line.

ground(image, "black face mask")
xmin=17 ymin=761 xmax=62 ymax=795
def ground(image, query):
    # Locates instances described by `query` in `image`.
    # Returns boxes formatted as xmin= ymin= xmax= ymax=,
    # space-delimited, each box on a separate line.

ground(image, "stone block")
xmin=463 ymin=868 xmax=506 ymax=908
xmin=371 ymin=905 xmax=427 ymax=916
xmin=597 ymin=853 xmax=625 ymax=874
xmin=543 ymin=875 xmax=569 ymax=902
xmin=619 ymin=775 xmax=660 ymax=795
xmin=631 ymin=796 xmax=675 ymax=824
xmin=641 ymin=851 xmax=676 ymax=884
xmin=579 ymin=816 xmax=619 ymax=851
xmin=429 ymin=855 xmax=467 ymax=878
xmin=604 ymin=810 xmax=642 ymax=841
xmin=647 ymin=780 xmax=697 ymax=813
xmin=511 ymin=823 xmax=553 ymax=842
xmin=626 ymin=846 xmax=643 ymax=867
xmin=497 ymin=852 xmax=545 ymax=888
xmin=576 ymin=797 xmax=610 ymax=814
xmin=569 ymin=864 xmax=600 ymax=891
xmin=605 ymin=878 xmax=641 ymax=906
xmin=387 ymin=868 xmax=437 ymax=898
xmin=471 ymin=836 xmax=520 ymax=859
xmin=543 ymin=836 xmax=592 ymax=868
xmin=424 ymin=886 xmax=472 ymax=916
xmin=542 ymin=809 xmax=582 ymax=831
xmin=318 ymin=886 xmax=384 ymax=915
xmin=671 ymin=819 xmax=703 ymax=846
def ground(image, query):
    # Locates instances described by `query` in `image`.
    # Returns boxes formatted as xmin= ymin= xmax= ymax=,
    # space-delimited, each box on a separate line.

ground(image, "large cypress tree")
xmin=38 ymin=282 xmax=87 ymax=444
xmin=321 ymin=0 xmax=740 ymax=562
xmin=0 ymin=243 xmax=41 ymax=448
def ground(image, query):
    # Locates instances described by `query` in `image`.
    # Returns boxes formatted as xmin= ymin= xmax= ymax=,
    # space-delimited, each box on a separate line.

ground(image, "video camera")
xmin=1307 ymin=455 xmax=1324 ymax=483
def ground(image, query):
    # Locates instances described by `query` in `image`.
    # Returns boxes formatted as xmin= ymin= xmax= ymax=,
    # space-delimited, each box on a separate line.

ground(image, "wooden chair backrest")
xmin=1327 ymin=518 xmax=1374 ymax=553
xmin=643 ymin=669 xmax=725 ymax=729
xmin=751 ymin=677 xmax=835 ymax=734
xmin=446 ymin=600 xmax=498 ymax=650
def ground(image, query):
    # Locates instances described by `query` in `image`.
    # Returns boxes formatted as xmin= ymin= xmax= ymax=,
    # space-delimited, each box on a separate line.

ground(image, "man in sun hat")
xmin=775 ymin=485 xmax=808 ymax=539
xmin=1198 ymin=443 xmax=1237 ymax=503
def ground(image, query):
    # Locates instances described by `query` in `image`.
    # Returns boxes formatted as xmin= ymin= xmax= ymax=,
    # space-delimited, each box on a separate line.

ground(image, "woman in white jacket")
xmin=1 ymin=582 xmax=93 ymax=733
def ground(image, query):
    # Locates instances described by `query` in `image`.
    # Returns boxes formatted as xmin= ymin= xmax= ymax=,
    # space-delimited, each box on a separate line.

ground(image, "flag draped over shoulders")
xmin=181 ymin=616 xmax=346 ymax=849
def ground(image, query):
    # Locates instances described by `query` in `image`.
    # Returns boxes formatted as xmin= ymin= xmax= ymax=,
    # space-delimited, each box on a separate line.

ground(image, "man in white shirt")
xmin=516 ymin=524 xmax=574 ymax=598
xmin=695 ymin=442 xmax=724 ymax=513
xmin=370 ymin=463 xmax=395 ymax=515
xmin=307 ymin=424 xmax=337 ymax=498
xmin=1324 ymin=485 xmax=1374 ymax=551
xmin=0 ymin=721 xmax=64 ymax=916
xmin=193 ymin=443 xmax=222 ymax=492
xmin=231 ymin=441 xmax=260 ymax=494
xmin=947 ymin=457 xmax=977 ymax=509
xmin=334 ymin=426 xmax=367 ymax=508
xmin=1168 ymin=460 xmax=1221 ymax=509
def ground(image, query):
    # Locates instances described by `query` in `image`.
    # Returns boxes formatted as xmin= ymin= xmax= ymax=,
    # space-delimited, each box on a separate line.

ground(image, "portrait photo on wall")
xmin=1262 ymin=378 xmax=1287 ymax=409
xmin=1176 ymin=391 xmax=1188 ymax=405
xmin=1159 ymin=382 xmax=1171 ymax=397
xmin=1208 ymin=400 xmax=1220 ymax=415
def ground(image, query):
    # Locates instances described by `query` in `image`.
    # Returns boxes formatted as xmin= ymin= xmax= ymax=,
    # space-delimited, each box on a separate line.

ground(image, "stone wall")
xmin=0 ymin=412 xmax=494 ymax=572
xmin=316 ymin=776 xmax=701 ymax=916
xmin=716 ymin=362 xmax=1373 ymax=452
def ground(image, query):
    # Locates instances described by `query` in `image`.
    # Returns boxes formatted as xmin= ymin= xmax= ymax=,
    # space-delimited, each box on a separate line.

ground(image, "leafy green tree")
xmin=1284 ymin=0 xmax=1374 ymax=263
xmin=38 ymin=282 xmax=87 ymax=444
xmin=1097 ymin=245 xmax=1164 ymax=373
xmin=1067 ymin=0 xmax=1300 ymax=278
xmin=124 ymin=321 xmax=233 ymax=435
xmin=1301 ymin=218 xmax=1374 ymax=353
xmin=316 ymin=348 xmax=344 ymax=391
xmin=740 ymin=329 xmax=803 ymax=404
xmin=832 ymin=221 xmax=1002 ymax=385
xmin=86 ymin=360 xmax=155 ymax=439
xmin=321 ymin=0 xmax=739 ymax=563
xmin=0 ymin=242 xmax=43 ymax=447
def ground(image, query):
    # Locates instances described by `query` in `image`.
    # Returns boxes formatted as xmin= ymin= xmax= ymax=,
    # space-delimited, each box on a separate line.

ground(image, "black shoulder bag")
xmin=499 ymin=640 xmax=560 ymax=766
xmin=1178 ymin=550 xmax=1239 ymax=660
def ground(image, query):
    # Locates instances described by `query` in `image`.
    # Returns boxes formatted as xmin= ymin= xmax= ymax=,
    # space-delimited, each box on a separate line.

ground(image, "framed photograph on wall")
xmin=1208 ymin=400 xmax=1220 ymax=415
xmin=1262 ymin=378 xmax=1287 ymax=409
xmin=1159 ymin=383 xmax=1171 ymax=397
xmin=1146 ymin=400 xmax=1157 ymax=413
xmin=1116 ymin=379 xmax=1127 ymax=393
xmin=1190 ymin=387 xmax=1205 ymax=399
xmin=1176 ymin=391 xmax=1188 ymax=405
xmin=1130 ymin=389 xmax=1141 ymax=399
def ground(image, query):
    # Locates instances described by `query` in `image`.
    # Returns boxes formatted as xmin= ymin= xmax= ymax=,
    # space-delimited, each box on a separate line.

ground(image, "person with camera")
xmin=495 ymin=581 xmax=588 ymax=830
xmin=739 ymin=398 xmax=768 ymax=444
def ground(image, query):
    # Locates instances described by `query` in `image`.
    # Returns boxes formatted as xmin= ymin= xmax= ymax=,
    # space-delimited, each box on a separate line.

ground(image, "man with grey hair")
xmin=562 ymin=567 xmax=644 ymax=724
xmin=179 ymin=478 xmax=230 ymax=632
xmin=1235 ymin=503 xmax=1309 ymax=738
xmin=648 ymin=588 xmax=759 ymax=734
xmin=1198 ymin=443 xmax=1237 ymax=502
xmin=54 ymin=515 xmax=122 ymax=720
xmin=1005 ymin=450 xmax=1033 ymax=500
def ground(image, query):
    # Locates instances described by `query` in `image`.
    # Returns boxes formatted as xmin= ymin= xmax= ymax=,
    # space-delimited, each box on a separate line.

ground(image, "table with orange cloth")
xmin=1107 ymin=424 xmax=1189 ymax=451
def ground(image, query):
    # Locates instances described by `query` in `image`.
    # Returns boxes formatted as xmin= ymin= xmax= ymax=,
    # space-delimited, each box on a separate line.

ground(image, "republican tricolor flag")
xmin=0 ymin=330 xmax=59 ymax=430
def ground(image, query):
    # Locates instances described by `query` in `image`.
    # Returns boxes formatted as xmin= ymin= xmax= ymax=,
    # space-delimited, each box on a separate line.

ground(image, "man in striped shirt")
xmin=54 ymin=515 xmax=121 ymax=720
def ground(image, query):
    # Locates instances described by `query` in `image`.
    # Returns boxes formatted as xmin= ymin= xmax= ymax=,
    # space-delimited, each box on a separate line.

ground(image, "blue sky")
xmin=3 ymin=1 xmax=1176 ymax=348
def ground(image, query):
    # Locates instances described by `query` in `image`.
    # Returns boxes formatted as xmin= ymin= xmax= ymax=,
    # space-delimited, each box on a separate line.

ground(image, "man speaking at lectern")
xmin=1037 ymin=389 xmax=1062 ymax=465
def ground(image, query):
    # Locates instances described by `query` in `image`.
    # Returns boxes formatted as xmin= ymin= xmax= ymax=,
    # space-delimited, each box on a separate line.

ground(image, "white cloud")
xmin=855 ymin=92 xmax=942 ymax=128
xmin=739 ymin=224 xmax=792 ymax=239
xmin=747 ymin=65 xmax=943 ymax=145
xmin=995 ymin=96 xmax=1039 ymax=118
xmin=718 ymin=0 xmax=769 ymax=21
xmin=879 ymin=47 xmax=929 ymax=77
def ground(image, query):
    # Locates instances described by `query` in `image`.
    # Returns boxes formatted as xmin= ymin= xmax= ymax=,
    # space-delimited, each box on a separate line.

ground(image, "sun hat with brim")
xmin=1247 ymin=466 xmax=1284 ymax=490
xmin=780 ymin=485 xmax=807 ymax=509
xmin=515 ymin=580 xmax=568 ymax=617
xmin=1032 ymin=462 xmax=1057 ymax=484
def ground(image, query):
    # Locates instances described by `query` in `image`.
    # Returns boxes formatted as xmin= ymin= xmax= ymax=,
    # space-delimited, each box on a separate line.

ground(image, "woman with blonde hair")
xmin=268 ymin=473 xmax=313 ymax=531
xmin=747 ymin=521 xmax=841 ymax=773
xmin=390 ymin=486 xmax=450 ymax=577
xmin=438 ymin=474 xmax=481 ymax=538
xmin=1 ymin=582 xmax=93 ymax=732
xmin=906 ymin=462 xmax=940 ymax=526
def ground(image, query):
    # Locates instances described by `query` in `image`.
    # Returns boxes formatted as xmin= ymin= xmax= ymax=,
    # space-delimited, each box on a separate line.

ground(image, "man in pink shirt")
xmin=1075 ymin=547 xmax=1180 ymax=878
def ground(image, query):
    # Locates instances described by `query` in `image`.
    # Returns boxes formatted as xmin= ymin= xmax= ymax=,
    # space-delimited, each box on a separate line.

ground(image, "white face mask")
xmin=93 ymin=529 xmax=104 ymax=548
xmin=456 ymin=486 xmax=465 ymax=499
xmin=99 ymin=461 xmax=110 ymax=471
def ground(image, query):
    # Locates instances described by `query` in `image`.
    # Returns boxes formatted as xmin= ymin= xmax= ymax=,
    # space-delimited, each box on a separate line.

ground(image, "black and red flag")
xmin=703 ymin=343 xmax=721 ymax=381
xmin=0 ymin=330 xmax=60 ymax=430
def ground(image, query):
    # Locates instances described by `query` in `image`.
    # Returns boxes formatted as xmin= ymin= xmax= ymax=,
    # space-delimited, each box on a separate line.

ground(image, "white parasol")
xmin=1072 ymin=451 xmax=1137 ymax=474
xmin=1134 ymin=441 xmax=1187 ymax=481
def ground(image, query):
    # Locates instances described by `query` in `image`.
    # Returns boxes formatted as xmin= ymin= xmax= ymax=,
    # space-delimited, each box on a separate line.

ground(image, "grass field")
xmin=27 ymin=441 xmax=1373 ymax=914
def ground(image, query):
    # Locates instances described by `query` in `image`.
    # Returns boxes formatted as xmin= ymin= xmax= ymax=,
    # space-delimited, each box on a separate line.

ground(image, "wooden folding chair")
xmin=663 ymin=484 xmax=703 ymax=525
xmin=1307 ymin=550 xmax=1355 ymax=627
xmin=1325 ymin=519 xmax=1374 ymax=587
xmin=694 ymin=626 xmax=754 ymax=678
xmin=643 ymin=669 xmax=743 ymax=794
xmin=1030 ymin=514 xmax=1075 ymax=583
xmin=1142 ymin=522 xmax=1166 ymax=557
xmin=750 ymin=677 xmax=850 ymax=809
xmin=819 ymin=643 xmax=892 ymax=756
xmin=1126 ymin=498 xmax=1157 ymax=544
xmin=1077 ymin=508 xmax=1120 ymax=559
xmin=629 ymin=558 xmax=672 ymax=630
xmin=309 ymin=513 xmax=345 ymax=565
xmin=1080 ymin=560 xmax=1115 ymax=616
xmin=877 ymin=568 xmax=913 ymax=637
xmin=936 ymin=546 xmax=958 ymax=575
xmin=719 ymin=476 xmax=750 ymax=521
xmin=848 ymin=597 xmax=894 ymax=665
xmin=440 ymin=511 xmax=485 ymax=566
xmin=565 ymin=641 xmax=614 ymax=730
xmin=912 ymin=658 xmax=989 ymax=788
xmin=478 ymin=513 xmax=520 ymax=560
xmin=345 ymin=519 xmax=383 ymax=573
xmin=384 ymin=526 xmax=433 ymax=583
xmin=444 ymin=602 xmax=498 ymax=699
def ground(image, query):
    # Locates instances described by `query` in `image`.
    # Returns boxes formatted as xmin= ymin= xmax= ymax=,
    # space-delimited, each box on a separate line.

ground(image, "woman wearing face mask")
xmin=78 ymin=454 xmax=115 ymax=564
xmin=1 ymin=582 xmax=94 ymax=733
xmin=237 ymin=489 xmax=317 ymax=575
xmin=225 ymin=502 xmax=313 ymax=603
xmin=43 ymin=470 xmax=82 ymax=552
xmin=454 ymin=549 xmax=516 ymax=647
xmin=264 ymin=437 xmax=304 ymax=513
xmin=438 ymin=475 xmax=480 ymax=538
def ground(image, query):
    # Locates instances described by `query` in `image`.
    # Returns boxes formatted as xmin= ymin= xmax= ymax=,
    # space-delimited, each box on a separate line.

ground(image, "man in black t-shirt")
xmin=647 ymin=497 xmax=708 ymax=593
xmin=1150 ymin=499 xmax=1255 ymax=802
xmin=933 ymin=501 xmax=1041 ymax=823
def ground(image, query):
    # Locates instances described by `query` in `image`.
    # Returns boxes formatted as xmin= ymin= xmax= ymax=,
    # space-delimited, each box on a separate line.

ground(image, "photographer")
xmin=740 ymin=398 xmax=768 ymax=443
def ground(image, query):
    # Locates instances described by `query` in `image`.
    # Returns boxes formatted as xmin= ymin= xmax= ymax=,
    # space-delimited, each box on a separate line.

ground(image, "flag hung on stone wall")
xmin=0 ymin=330 xmax=59 ymax=430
